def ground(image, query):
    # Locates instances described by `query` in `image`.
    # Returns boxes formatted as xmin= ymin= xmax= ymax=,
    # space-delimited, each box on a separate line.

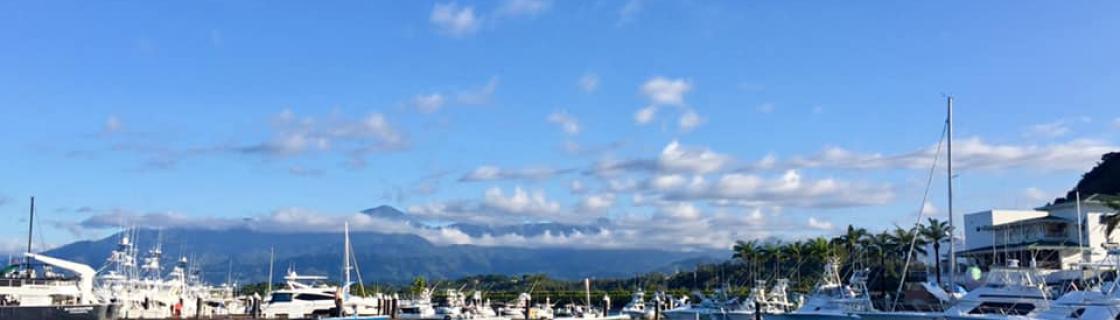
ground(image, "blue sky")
xmin=2 ymin=0 xmax=1119 ymax=252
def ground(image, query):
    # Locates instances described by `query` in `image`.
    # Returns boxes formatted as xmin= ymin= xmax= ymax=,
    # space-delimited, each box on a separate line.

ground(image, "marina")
xmin=3 ymin=1 xmax=1120 ymax=320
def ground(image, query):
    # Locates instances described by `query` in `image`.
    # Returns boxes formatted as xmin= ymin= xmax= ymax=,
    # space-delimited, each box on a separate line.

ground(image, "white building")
xmin=959 ymin=194 xmax=1120 ymax=271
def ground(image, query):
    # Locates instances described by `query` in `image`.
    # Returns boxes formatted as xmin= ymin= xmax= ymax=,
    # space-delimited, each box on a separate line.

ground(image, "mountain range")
xmin=43 ymin=206 xmax=723 ymax=284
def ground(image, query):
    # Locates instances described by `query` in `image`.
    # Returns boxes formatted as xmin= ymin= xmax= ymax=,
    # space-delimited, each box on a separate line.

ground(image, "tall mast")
xmin=25 ymin=196 xmax=35 ymax=278
xmin=267 ymin=247 xmax=275 ymax=295
xmin=947 ymin=96 xmax=956 ymax=289
xmin=344 ymin=222 xmax=352 ymax=289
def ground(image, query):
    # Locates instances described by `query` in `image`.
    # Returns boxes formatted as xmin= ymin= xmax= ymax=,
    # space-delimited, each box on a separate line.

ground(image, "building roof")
xmin=977 ymin=215 xmax=1071 ymax=231
xmin=957 ymin=240 xmax=1082 ymax=256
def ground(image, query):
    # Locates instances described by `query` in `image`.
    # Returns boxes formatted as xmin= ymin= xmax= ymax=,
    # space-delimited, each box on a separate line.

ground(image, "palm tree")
xmin=760 ymin=241 xmax=783 ymax=282
xmin=785 ymin=240 xmax=805 ymax=286
xmin=834 ymin=225 xmax=868 ymax=267
xmin=1099 ymin=198 xmax=1120 ymax=237
xmin=732 ymin=240 xmax=760 ymax=280
xmin=866 ymin=231 xmax=893 ymax=292
xmin=919 ymin=218 xmax=952 ymax=285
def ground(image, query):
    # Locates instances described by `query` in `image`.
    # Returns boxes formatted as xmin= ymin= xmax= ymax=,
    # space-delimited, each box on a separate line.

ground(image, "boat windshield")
xmin=982 ymin=268 xmax=1043 ymax=288
xmin=269 ymin=292 xmax=294 ymax=303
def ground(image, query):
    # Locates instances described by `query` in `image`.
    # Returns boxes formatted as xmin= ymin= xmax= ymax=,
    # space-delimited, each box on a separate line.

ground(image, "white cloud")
xmin=238 ymin=110 xmax=407 ymax=165
xmin=412 ymin=93 xmax=446 ymax=113
xmin=457 ymin=77 xmax=499 ymax=105
xmin=678 ymin=109 xmax=703 ymax=131
xmin=781 ymin=137 xmax=1117 ymax=172
xmin=662 ymin=170 xmax=895 ymax=209
xmin=634 ymin=106 xmax=657 ymax=124
xmin=807 ymin=217 xmax=834 ymax=230
xmin=498 ymin=0 xmax=551 ymax=17
xmin=641 ymin=77 xmax=691 ymax=106
xmin=659 ymin=140 xmax=730 ymax=174
xmin=483 ymin=186 xmax=561 ymax=215
xmin=578 ymin=73 xmax=599 ymax=93
xmin=460 ymin=165 xmax=569 ymax=182
xmin=578 ymin=193 xmax=616 ymax=213
xmin=634 ymin=77 xmax=692 ymax=126
xmin=548 ymin=110 xmax=581 ymax=135
xmin=431 ymin=3 xmax=480 ymax=36
xmin=1025 ymin=120 xmax=1070 ymax=138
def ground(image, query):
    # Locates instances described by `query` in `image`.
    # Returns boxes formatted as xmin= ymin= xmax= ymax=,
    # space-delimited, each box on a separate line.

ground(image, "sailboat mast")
xmin=947 ymin=96 xmax=956 ymax=289
xmin=267 ymin=247 xmax=275 ymax=295
xmin=344 ymin=222 xmax=352 ymax=288
xmin=25 ymin=196 xmax=35 ymax=278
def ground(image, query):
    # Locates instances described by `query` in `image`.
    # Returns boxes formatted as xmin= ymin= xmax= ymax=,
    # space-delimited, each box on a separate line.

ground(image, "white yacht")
xmin=942 ymin=260 xmax=1051 ymax=319
xmin=0 ymin=253 xmax=119 ymax=320
xmin=264 ymin=222 xmax=384 ymax=319
xmin=397 ymin=287 xmax=438 ymax=319
xmin=0 ymin=199 xmax=118 ymax=320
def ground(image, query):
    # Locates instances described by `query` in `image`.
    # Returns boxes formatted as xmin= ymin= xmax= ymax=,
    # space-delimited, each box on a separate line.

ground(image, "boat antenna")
xmin=25 ymin=196 xmax=35 ymax=278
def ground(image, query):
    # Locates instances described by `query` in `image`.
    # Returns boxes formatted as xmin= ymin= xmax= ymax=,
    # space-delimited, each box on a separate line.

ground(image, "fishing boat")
xmin=662 ymin=285 xmax=750 ymax=320
xmin=621 ymin=289 xmax=654 ymax=320
xmin=763 ymin=262 xmax=875 ymax=320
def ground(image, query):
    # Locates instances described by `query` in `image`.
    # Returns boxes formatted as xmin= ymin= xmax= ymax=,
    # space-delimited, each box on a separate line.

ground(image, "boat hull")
xmin=0 ymin=304 xmax=118 ymax=320
xmin=762 ymin=313 xmax=857 ymax=320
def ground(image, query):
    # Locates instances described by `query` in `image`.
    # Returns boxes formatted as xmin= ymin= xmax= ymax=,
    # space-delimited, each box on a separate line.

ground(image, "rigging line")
xmin=891 ymin=120 xmax=949 ymax=312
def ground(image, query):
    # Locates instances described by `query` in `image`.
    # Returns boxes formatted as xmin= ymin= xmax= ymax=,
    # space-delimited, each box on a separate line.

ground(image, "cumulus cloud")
xmin=431 ymin=3 xmax=480 ymax=36
xmin=578 ymin=73 xmax=599 ymax=93
xmin=547 ymin=110 xmax=581 ymax=135
xmin=459 ymin=165 xmax=571 ymax=182
xmin=662 ymin=170 xmax=895 ymax=209
xmin=634 ymin=77 xmax=695 ymax=127
xmin=412 ymin=93 xmax=446 ymax=113
xmin=498 ymin=0 xmax=551 ymax=17
xmin=641 ymin=77 xmax=691 ymax=106
xmin=578 ymin=193 xmax=616 ymax=213
xmin=658 ymin=141 xmax=730 ymax=174
xmin=807 ymin=217 xmax=834 ymax=230
xmin=484 ymin=186 xmax=561 ymax=215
